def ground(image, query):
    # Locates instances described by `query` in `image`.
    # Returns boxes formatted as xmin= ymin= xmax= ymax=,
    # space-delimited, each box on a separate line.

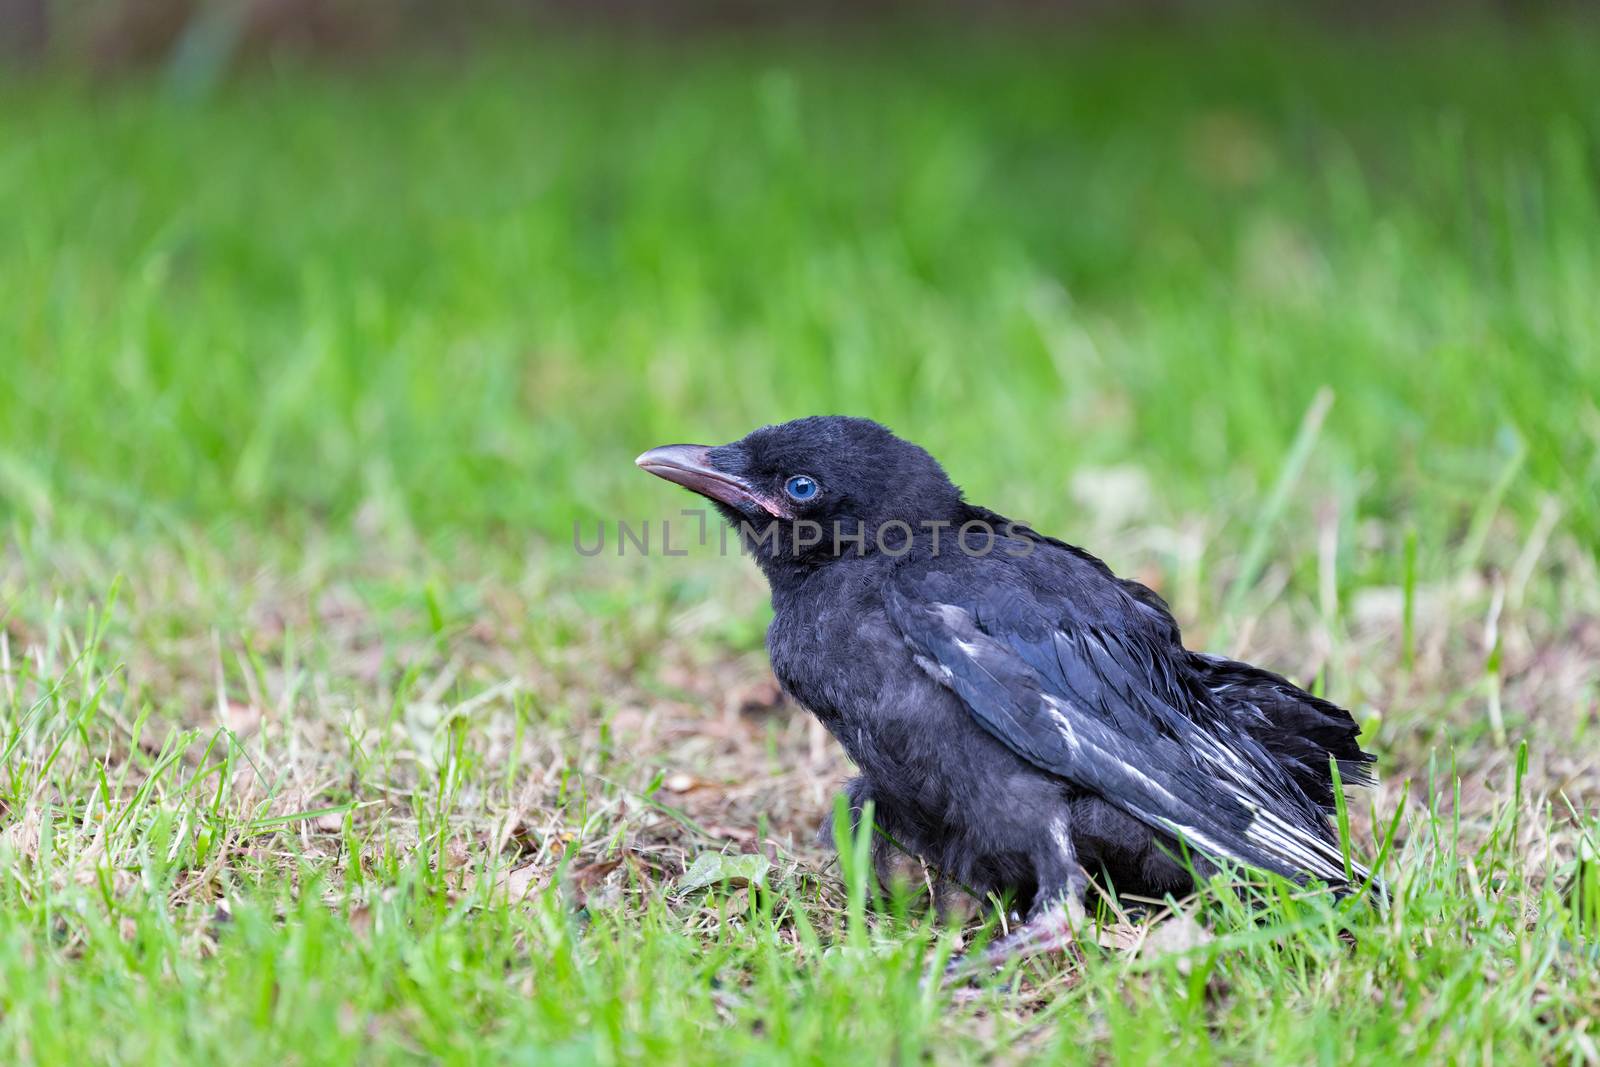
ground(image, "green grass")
xmin=3 ymin=17 xmax=1600 ymax=1065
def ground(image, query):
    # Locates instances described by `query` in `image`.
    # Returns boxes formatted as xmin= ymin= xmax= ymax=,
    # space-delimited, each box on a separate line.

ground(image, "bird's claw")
xmin=934 ymin=898 xmax=1085 ymax=986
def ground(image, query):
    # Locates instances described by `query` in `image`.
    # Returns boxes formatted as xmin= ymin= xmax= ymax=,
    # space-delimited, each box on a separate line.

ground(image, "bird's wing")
xmin=885 ymin=565 xmax=1367 ymax=890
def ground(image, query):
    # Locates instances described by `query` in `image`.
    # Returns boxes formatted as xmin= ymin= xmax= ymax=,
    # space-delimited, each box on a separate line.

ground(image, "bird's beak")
xmin=635 ymin=444 xmax=791 ymax=518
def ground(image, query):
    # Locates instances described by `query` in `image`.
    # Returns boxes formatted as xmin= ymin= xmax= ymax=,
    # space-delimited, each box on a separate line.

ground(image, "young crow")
xmin=637 ymin=416 xmax=1378 ymax=969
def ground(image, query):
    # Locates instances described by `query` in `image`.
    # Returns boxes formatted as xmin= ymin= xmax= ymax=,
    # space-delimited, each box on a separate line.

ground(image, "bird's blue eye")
xmin=784 ymin=475 xmax=819 ymax=502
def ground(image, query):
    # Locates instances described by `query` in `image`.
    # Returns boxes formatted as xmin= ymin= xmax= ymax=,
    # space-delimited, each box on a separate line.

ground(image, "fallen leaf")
xmin=499 ymin=862 xmax=546 ymax=902
xmin=699 ymin=824 xmax=757 ymax=845
xmin=1097 ymin=911 xmax=1213 ymax=971
xmin=1131 ymin=912 xmax=1214 ymax=974
xmin=676 ymin=852 xmax=770 ymax=895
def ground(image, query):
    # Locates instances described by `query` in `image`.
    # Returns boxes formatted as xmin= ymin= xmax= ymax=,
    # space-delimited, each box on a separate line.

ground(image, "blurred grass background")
xmin=4 ymin=19 xmax=1597 ymax=565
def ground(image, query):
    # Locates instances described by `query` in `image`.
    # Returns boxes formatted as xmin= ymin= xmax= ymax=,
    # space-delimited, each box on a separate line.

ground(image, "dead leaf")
xmin=1094 ymin=923 xmax=1145 ymax=952
xmin=699 ymin=824 xmax=757 ymax=845
xmin=1134 ymin=912 xmax=1214 ymax=974
xmin=499 ymin=862 xmax=546 ymax=902
xmin=1096 ymin=910 xmax=1213 ymax=972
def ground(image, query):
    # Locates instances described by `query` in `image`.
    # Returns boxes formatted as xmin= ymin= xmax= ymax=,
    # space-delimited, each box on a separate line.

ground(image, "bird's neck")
xmin=762 ymin=555 xmax=871 ymax=615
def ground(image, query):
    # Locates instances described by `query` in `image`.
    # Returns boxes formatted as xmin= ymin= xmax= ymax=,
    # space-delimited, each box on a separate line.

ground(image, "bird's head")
xmin=636 ymin=416 xmax=968 ymax=572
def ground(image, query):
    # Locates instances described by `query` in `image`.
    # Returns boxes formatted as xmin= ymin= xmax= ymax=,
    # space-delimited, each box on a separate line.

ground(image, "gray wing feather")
xmin=886 ymin=575 xmax=1367 ymax=890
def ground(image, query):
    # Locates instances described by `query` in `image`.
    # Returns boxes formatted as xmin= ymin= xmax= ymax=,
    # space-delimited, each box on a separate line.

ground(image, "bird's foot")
xmin=940 ymin=895 xmax=1086 ymax=984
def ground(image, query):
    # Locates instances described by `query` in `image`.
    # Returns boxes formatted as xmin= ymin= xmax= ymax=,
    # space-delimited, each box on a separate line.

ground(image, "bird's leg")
xmin=943 ymin=879 xmax=1087 ymax=981
xmin=942 ymin=818 xmax=1090 ymax=982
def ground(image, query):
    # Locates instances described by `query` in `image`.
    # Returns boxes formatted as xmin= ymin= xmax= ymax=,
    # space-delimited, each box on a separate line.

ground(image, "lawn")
xmin=2 ymin=16 xmax=1599 ymax=1064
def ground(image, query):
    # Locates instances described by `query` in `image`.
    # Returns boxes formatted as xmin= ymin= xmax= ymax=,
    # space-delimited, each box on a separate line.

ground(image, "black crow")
xmin=638 ymin=416 xmax=1378 ymax=967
